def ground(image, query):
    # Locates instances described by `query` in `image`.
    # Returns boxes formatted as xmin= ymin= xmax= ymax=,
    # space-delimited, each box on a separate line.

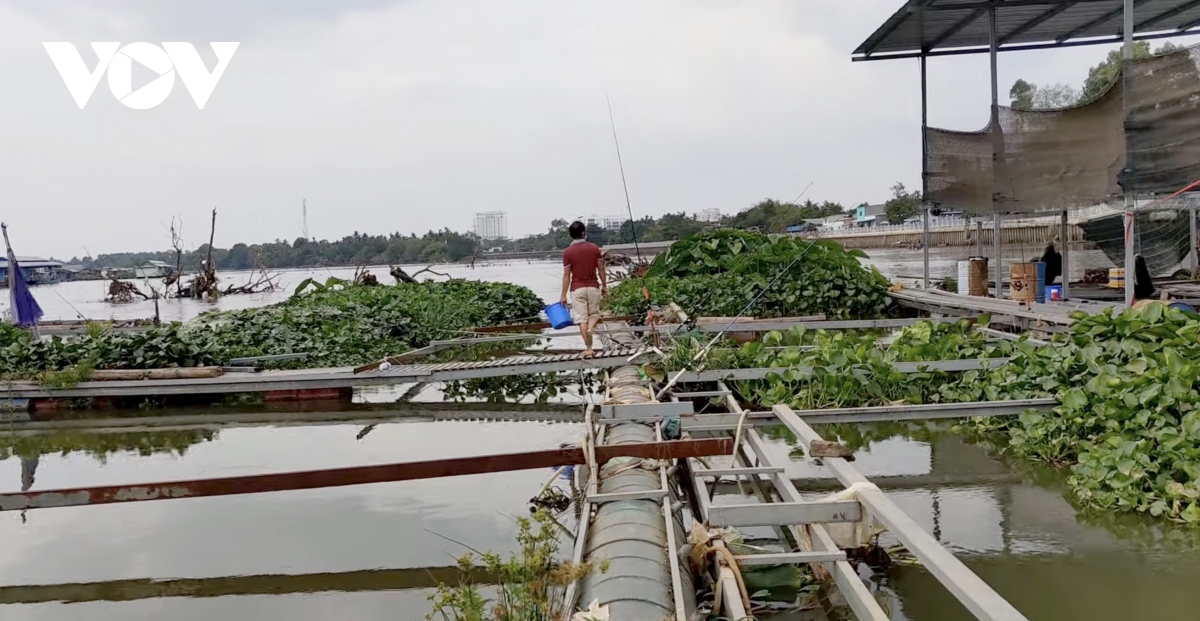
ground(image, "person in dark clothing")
xmin=1040 ymin=241 xmax=1062 ymax=285
xmin=1134 ymin=254 xmax=1156 ymax=300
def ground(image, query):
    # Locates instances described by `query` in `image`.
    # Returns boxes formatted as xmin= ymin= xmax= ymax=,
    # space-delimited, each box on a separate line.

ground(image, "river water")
xmin=3 ymin=255 xmax=1200 ymax=620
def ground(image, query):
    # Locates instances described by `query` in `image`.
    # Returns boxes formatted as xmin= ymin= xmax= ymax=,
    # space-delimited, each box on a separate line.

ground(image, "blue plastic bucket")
xmin=546 ymin=302 xmax=573 ymax=329
xmin=1045 ymin=284 xmax=1063 ymax=302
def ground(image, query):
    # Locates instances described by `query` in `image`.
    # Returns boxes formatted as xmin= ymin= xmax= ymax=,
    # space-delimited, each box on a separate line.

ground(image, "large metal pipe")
xmin=578 ymin=366 xmax=694 ymax=619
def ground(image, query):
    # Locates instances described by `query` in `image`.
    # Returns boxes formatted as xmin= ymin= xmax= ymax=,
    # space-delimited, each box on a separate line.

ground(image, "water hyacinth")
xmin=0 ymin=279 xmax=546 ymax=378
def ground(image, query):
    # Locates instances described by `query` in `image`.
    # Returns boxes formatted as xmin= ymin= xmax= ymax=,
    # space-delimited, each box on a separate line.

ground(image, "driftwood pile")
xmin=104 ymin=209 xmax=280 ymax=305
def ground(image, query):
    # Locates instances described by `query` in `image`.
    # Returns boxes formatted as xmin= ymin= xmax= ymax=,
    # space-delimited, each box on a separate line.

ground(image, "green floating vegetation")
xmin=952 ymin=304 xmax=1200 ymax=524
xmin=605 ymin=230 xmax=892 ymax=320
xmin=0 ymin=280 xmax=545 ymax=378
xmin=692 ymin=305 xmax=1200 ymax=527
xmin=679 ymin=318 xmax=1005 ymax=411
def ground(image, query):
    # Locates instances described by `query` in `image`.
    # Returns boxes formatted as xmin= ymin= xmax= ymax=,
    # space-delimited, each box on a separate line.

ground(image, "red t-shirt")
xmin=563 ymin=241 xmax=602 ymax=291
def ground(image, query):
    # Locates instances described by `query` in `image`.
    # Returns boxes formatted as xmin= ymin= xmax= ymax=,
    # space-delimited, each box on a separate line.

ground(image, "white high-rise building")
xmin=474 ymin=211 xmax=508 ymax=240
xmin=574 ymin=214 xmax=627 ymax=230
xmin=698 ymin=208 xmax=722 ymax=223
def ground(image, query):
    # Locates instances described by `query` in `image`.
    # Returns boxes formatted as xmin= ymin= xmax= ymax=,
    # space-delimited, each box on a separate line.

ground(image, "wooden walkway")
xmin=889 ymin=288 xmax=1118 ymax=329
xmin=0 ymin=347 xmax=646 ymax=399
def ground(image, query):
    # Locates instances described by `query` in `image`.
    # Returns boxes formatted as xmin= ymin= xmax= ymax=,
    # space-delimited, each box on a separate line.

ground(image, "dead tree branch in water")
xmin=390 ymin=265 xmax=451 ymax=284
xmin=603 ymin=250 xmax=651 ymax=283
xmin=352 ymin=265 xmax=379 ymax=286
xmin=104 ymin=278 xmax=149 ymax=303
xmin=162 ymin=217 xmax=186 ymax=296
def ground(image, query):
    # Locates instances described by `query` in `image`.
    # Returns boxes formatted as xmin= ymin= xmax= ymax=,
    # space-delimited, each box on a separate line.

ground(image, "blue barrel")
xmin=1170 ymin=302 xmax=1196 ymax=315
xmin=545 ymin=302 xmax=573 ymax=329
xmin=1035 ymin=261 xmax=1047 ymax=303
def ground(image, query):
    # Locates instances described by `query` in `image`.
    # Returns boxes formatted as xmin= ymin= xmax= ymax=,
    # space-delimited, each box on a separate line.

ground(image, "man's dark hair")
xmin=568 ymin=221 xmax=587 ymax=240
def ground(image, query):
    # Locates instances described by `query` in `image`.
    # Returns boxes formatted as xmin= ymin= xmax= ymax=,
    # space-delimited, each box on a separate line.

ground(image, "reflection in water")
xmin=0 ymin=420 xmax=577 ymax=621
xmin=752 ymin=425 xmax=1200 ymax=620
xmin=0 ymin=430 xmax=217 ymax=462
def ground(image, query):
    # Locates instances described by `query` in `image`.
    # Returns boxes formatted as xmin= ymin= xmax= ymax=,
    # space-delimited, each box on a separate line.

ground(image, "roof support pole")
xmin=1123 ymin=0 xmax=1136 ymax=308
xmin=920 ymin=3 xmax=931 ymax=290
xmin=1061 ymin=210 xmax=1071 ymax=299
xmin=1190 ymin=203 xmax=1198 ymax=274
xmin=989 ymin=4 xmax=1003 ymax=298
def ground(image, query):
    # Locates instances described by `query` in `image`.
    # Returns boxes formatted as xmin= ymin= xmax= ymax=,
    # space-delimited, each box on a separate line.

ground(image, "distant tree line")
xmin=74 ymin=194 xmax=939 ymax=270
xmin=1009 ymin=41 xmax=1181 ymax=110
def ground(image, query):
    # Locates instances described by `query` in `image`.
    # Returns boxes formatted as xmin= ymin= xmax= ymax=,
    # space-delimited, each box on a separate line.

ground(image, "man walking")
xmin=560 ymin=221 xmax=606 ymax=357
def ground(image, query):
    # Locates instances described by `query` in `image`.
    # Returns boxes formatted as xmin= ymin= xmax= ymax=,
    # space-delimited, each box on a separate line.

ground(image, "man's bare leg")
xmin=583 ymin=316 xmax=602 ymax=357
xmin=579 ymin=321 xmax=594 ymax=357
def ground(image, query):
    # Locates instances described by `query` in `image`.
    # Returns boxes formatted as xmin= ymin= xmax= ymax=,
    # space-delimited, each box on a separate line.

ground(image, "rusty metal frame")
xmin=0 ymin=437 xmax=732 ymax=512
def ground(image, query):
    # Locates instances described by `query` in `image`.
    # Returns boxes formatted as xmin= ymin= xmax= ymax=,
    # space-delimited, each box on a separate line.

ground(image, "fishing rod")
xmin=607 ymin=97 xmax=643 ymax=264
xmin=654 ymin=227 xmax=826 ymax=400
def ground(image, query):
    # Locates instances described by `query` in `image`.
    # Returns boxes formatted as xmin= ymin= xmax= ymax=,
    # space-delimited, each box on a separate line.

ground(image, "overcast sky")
xmin=0 ymin=0 xmax=1143 ymax=258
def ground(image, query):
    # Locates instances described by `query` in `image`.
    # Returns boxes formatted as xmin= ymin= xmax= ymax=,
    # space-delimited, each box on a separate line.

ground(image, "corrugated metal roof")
xmin=855 ymin=0 xmax=1200 ymax=58
xmin=0 ymin=257 xmax=62 ymax=269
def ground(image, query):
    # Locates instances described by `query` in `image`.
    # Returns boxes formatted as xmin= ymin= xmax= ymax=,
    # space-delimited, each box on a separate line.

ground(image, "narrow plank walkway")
xmin=0 ymin=347 xmax=645 ymax=399
xmin=889 ymin=288 xmax=1116 ymax=327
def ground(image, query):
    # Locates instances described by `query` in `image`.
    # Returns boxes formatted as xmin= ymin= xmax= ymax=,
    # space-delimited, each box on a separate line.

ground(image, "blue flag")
xmin=8 ymin=254 xmax=43 ymax=327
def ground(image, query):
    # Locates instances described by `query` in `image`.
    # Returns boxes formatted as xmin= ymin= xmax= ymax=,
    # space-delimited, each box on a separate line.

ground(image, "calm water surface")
xmin=3 ymin=256 xmax=1198 ymax=620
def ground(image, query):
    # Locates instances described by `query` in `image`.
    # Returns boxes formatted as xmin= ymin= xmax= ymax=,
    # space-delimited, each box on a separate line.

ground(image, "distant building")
xmin=574 ymin=214 xmax=626 ymax=230
xmin=821 ymin=214 xmax=848 ymax=230
xmin=474 ymin=211 xmax=508 ymax=240
xmin=0 ymin=256 xmax=64 ymax=285
xmin=134 ymin=260 xmax=174 ymax=279
xmin=855 ymin=203 xmax=887 ymax=226
xmin=697 ymin=208 xmax=722 ymax=223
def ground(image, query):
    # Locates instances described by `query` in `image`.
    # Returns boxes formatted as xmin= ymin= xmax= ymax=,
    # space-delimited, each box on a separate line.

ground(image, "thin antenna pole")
xmin=302 ymin=199 xmax=310 ymax=241
xmin=607 ymin=97 xmax=642 ymax=263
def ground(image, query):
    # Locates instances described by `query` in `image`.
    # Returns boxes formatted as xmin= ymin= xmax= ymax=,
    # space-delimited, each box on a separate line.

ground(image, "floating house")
xmin=0 ymin=256 xmax=64 ymax=285
xmin=134 ymin=260 xmax=174 ymax=279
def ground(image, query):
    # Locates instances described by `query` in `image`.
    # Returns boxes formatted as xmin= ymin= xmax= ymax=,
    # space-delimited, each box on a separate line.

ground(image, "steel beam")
xmin=587 ymin=489 xmax=668 ymax=504
xmin=600 ymin=401 xmax=692 ymax=420
xmin=927 ymin=7 xmax=989 ymax=50
xmin=0 ymin=566 xmax=496 ymax=605
xmin=999 ymin=2 xmax=1076 ymax=44
xmin=675 ymin=357 xmax=1011 ymax=383
xmin=696 ymin=466 xmax=785 ymax=477
xmin=0 ymin=436 xmax=732 ymax=512
xmin=1137 ymin=0 xmax=1200 ymax=29
xmin=773 ymin=405 xmax=1029 ymax=621
xmin=707 ymin=501 xmax=863 ymax=527
xmin=1124 ymin=0 xmax=1137 ymax=309
xmin=741 ymin=429 xmax=890 ymax=621
xmin=676 ymin=398 xmax=1054 ymax=430
xmin=733 ymin=552 xmax=846 ymax=566
xmin=0 ymin=349 xmax=646 ymax=400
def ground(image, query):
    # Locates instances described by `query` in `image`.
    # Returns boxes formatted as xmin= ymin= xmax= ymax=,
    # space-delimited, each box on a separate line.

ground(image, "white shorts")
xmin=571 ymin=287 xmax=602 ymax=323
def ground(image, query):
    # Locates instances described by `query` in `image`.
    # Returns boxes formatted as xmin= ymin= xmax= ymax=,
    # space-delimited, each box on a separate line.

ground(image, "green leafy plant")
xmin=605 ymin=231 xmax=892 ymax=321
xmin=953 ymin=304 xmax=1200 ymax=523
xmin=0 ymin=280 xmax=546 ymax=379
xmin=708 ymin=320 xmax=1007 ymax=410
xmin=427 ymin=509 xmax=604 ymax=621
